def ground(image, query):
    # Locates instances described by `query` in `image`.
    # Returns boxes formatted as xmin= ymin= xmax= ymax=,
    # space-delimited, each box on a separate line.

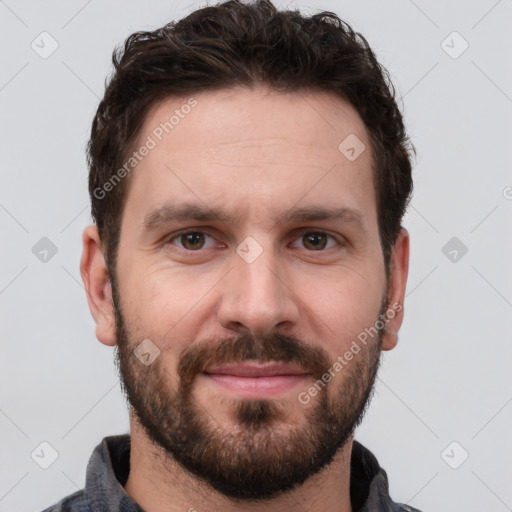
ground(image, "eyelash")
xmin=166 ymin=229 xmax=345 ymax=253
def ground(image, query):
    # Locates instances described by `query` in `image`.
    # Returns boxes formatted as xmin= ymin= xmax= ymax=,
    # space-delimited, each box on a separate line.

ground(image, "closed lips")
xmin=204 ymin=362 xmax=308 ymax=377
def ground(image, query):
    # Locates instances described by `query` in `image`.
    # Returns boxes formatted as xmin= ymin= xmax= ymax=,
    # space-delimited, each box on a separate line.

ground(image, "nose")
xmin=216 ymin=242 xmax=300 ymax=337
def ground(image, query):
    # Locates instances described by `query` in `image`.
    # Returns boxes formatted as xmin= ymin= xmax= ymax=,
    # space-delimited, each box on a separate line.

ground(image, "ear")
xmin=80 ymin=225 xmax=117 ymax=346
xmin=381 ymin=227 xmax=410 ymax=351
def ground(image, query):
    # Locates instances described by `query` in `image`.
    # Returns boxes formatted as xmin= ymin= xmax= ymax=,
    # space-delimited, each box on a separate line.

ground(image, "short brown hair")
xmin=87 ymin=0 xmax=414 ymax=275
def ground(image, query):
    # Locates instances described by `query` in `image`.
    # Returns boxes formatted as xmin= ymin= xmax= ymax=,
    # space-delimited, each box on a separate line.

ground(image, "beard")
xmin=112 ymin=279 xmax=386 ymax=501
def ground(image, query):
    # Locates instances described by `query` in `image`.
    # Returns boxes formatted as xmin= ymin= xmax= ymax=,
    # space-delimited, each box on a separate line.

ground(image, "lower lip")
xmin=202 ymin=373 xmax=309 ymax=398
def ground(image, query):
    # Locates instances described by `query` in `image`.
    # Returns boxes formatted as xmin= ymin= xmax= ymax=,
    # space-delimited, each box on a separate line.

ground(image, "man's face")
xmin=108 ymin=86 xmax=398 ymax=499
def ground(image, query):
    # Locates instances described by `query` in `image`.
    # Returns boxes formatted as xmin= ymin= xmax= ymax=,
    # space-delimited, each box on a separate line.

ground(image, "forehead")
xmin=122 ymin=85 xmax=377 ymax=233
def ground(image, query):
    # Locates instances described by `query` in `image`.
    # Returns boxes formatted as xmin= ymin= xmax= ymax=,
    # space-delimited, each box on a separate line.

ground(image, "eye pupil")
xmin=304 ymin=233 xmax=327 ymax=250
xmin=181 ymin=232 xmax=204 ymax=250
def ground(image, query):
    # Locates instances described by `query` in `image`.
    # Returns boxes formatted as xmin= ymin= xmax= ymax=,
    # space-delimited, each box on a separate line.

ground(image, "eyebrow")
xmin=142 ymin=201 xmax=368 ymax=233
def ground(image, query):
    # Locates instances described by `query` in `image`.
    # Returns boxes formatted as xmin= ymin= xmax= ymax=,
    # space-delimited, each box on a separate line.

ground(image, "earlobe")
xmin=381 ymin=228 xmax=409 ymax=351
xmin=80 ymin=225 xmax=117 ymax=346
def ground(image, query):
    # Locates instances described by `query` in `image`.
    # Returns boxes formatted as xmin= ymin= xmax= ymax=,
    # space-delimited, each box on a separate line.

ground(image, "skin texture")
xmin=80 ymin=85 xmax=409 ymax=512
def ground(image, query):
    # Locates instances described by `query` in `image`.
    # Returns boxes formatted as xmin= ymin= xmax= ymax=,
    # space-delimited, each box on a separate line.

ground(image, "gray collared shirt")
xmin=40 ymin=434 xmax=421 ymax=512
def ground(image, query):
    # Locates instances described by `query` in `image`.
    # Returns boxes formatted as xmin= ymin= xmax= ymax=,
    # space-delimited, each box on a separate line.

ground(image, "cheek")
xmin=118 ymin=259 xmax=182 ymax=317
xmin=303 ymin=269 xmax=385 ymax=352
xmin=118 ymin=268 xmax=212 ymax=354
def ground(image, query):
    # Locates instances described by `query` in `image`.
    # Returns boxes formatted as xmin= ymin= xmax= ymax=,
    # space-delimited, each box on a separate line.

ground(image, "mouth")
xmin=202 ymin=361 xmax=310 ymax=398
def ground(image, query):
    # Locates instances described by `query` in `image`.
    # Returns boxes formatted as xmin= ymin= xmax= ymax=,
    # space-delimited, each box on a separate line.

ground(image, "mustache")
xmin=177 ymin=331 xmax=332 ymax=391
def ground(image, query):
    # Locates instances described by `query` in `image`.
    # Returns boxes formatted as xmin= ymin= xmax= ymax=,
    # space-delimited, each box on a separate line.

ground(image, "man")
xmin=43 ymin=0 xmax=418 ymax=510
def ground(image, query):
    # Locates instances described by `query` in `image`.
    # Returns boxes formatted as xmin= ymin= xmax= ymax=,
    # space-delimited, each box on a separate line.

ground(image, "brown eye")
xmin=170 ymin=231 xmax=217 ymax=251
xmin=180 ymin=232 xmax=205 ymax=250
xmin=290 ymin=231 xmax=342 ymax=251
xmin=302 ymin=232 xmax=328 ymax=250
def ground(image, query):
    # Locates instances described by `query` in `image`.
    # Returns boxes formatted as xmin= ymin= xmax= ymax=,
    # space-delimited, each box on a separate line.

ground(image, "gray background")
xmin=1 ymin=0 xmax=511 ymax=511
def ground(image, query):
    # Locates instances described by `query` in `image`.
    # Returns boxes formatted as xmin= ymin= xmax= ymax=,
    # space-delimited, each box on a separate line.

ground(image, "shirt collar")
xmin=84 ymin=435 xmax=143 ymax=511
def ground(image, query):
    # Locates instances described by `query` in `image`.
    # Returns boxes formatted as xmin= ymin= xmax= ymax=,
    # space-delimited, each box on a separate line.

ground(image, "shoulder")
xmin=39 ymin=489 xmax=90 ymax=512
xmin=393 ymin=504 xmax=423 ymax=512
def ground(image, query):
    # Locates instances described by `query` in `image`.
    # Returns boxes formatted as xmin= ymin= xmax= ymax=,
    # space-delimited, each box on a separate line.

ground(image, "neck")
xmin=124 ymin=413 xmax=354 ymax=512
